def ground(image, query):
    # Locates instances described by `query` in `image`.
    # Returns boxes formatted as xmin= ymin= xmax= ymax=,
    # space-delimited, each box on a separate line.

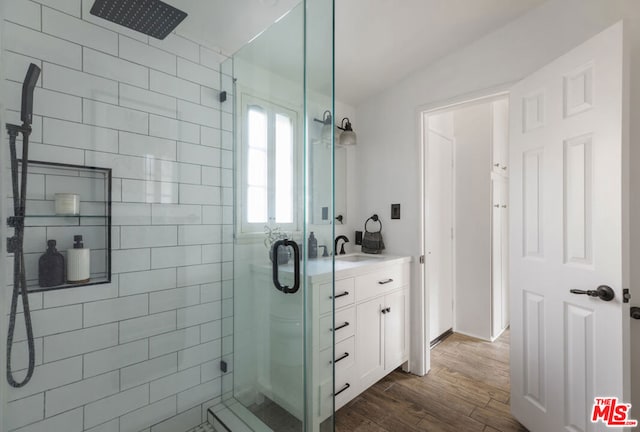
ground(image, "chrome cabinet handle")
xmin=378 ymin=279 xmax=393 ymax=285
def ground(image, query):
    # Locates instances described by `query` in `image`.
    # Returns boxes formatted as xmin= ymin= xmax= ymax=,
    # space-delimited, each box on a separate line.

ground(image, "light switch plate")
xmin=391 ymin=203 xmax=400 ymax=219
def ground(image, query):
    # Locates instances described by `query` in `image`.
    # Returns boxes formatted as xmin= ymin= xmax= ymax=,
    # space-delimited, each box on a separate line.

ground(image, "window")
xmin=240 ymin=95 xmax=299 ymax=235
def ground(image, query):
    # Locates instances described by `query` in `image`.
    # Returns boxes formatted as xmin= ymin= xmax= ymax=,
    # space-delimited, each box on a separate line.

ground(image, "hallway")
xmin=335 ymin=330 xmax=527 ymax=431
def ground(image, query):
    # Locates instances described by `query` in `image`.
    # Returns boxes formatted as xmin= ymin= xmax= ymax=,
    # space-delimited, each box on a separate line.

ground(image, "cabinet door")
xmin=491 ymin=178 xmax=504 ymax=338
xmin=383 ymin=289 xmax=409 ymax=370
xmin=500 ymin=179 xmax=510 ymax=329
xmin=356 ymin=297 xmax=384 ymax=388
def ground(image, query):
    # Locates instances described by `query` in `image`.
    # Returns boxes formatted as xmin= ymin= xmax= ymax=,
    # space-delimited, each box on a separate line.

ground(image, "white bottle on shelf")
xmin=67 ymin=235 xmax=90 ymax=284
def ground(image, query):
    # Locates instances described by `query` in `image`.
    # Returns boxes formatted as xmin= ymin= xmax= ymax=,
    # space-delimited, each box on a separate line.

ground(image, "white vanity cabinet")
xmin=251 ymin=255 xmax=410 ymax=431
xmin=354 ymin=264 xmax=409 ymax=390
xmin=312 ymin=257 xmax=410 ymax=427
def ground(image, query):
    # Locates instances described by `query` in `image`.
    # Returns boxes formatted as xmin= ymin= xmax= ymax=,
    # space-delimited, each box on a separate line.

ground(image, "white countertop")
xmin=261 ymin=253 xmax=412 ymax=284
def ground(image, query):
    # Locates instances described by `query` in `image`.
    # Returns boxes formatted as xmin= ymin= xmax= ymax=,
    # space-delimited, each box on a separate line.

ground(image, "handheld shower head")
xmin=21 ymin=63 xmax=41 ymax=125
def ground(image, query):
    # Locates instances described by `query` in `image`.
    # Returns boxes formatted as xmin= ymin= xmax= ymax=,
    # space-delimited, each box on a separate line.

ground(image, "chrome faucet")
xmin=334 ymin=235 xmax=349 ymax=255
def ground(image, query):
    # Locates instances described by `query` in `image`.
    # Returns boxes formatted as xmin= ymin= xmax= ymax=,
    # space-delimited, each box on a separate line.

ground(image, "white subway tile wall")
xmin=3 ymin=1 xmax=233 ymax=431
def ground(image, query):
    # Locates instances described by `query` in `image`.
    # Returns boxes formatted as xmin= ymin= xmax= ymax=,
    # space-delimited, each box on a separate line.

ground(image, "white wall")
xmin=1 ymin=2 xmax=232 ymax=431
xmin=452 ymin=102 xmax=492 ymax=341
xmin=354 ymin=0 xmax=640 ymax=411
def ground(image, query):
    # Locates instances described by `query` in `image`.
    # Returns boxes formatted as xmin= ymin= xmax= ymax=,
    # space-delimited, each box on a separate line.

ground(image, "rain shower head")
xmin=21 ymin=63 xmax=41 ymax=125
xmin=90 ymin=0 xmax=187 ymax=40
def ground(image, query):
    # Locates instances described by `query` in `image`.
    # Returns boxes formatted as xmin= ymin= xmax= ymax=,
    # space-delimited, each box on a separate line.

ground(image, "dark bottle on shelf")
xmin=308 ymin=232 xmax=318 ymax=259
xmin=38 ymin=239 xmax=65 ymax=287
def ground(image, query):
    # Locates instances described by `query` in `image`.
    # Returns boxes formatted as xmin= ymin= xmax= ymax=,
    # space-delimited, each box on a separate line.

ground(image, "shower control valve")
xmin=6 ymin=236 xmax=19 ymax=254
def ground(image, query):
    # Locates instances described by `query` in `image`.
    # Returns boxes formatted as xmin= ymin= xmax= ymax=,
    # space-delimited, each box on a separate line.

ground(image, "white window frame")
xmin=238 ymin=92 xmax=301 ymax=237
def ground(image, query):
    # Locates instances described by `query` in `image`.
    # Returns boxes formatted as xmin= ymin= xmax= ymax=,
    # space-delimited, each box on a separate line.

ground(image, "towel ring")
xmin=364 ymin=214 xmax=382 ymax=232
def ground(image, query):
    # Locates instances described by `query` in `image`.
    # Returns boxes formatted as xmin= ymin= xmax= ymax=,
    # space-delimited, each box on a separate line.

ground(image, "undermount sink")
xmin=335 ymin=254 xmax=384 ymax=262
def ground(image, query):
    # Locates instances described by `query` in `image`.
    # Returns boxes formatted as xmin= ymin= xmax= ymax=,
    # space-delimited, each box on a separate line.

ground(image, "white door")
xmin=426 ymin=128 xmax=454 ymax=342
xmin=510 ymin=22 xmax=630 ymax=432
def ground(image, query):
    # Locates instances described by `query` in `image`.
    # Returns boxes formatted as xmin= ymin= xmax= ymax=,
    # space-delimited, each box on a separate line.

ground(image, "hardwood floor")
xmin=334 ymin=329 xmax=528 ymax=432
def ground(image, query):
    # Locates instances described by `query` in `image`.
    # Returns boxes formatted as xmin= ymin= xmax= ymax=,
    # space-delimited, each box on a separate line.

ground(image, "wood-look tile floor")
xmin=335 ymin=329 xmax=529 ymax=432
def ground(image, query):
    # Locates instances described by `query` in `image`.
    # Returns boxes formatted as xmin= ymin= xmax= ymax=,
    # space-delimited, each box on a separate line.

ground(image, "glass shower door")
xmin=221 ymin=0 xmax=335 ymax=431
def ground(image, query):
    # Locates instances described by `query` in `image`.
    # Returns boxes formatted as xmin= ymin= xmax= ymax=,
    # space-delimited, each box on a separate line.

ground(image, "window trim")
xmin=237 ymin=92 xmax=302 ymax=238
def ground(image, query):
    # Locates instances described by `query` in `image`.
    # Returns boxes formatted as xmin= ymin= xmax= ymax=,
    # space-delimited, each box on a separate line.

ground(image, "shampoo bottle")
xmin=38 ymin=240 xmax=65 ymax=287
xmin=308 ymin=232 xmax=318 ymax=259
xmin=67 ymin=235 xmax=90 ymax=284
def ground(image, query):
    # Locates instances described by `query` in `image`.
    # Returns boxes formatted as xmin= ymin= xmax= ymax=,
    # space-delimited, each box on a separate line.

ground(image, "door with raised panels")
xmin=510 ymin=22 xmax=630 ymax=432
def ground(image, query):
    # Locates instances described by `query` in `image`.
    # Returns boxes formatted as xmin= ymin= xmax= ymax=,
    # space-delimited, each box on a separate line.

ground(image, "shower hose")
xmin=6 ymin=123 xmax=35 ymax=387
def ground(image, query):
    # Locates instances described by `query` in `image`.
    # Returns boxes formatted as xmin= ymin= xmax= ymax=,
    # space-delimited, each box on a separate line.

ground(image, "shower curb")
xmin=208 ymin=407 xmax=232 ymax=432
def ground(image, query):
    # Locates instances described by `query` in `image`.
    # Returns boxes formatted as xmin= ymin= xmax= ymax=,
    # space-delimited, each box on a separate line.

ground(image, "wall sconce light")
xmin=337 ymin=117 xmax=356 ymax=146
xmin=313 ymin=110 xmax=334 ymax=143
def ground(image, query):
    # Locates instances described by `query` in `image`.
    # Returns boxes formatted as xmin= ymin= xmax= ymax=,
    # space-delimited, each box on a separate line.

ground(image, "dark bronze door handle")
xmin=570 ymin=285 xmax=615 ymax=302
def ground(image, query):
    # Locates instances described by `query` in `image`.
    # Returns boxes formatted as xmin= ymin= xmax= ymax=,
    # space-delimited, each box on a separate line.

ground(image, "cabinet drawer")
xmin=319 ymin=364 xmax=356 ymax=419
xmin=334 ymin=364 xmax=356 ymax=410
xmin=319 ymin=307 xmax=355 ymax=350
xmin=319 ymin=336 xmax=355 ymax=382
xmin=319 ymin=278 xmax=355 ymax=314
xmin=355 ymin=263 xmax=409 ymax=302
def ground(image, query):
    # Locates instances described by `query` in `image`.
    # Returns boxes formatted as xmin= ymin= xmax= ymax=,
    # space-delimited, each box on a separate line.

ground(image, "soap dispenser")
xmin=38 ymin=240 xmax=65 ymax=287
xmin=67 ymin=235 xmax=90 ymax=284
xmin=308 ymin=232 xmax=318 ymax=259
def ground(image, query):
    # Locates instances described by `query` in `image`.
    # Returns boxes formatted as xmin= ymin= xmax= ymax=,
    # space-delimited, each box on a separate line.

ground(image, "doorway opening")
xmin=422 ymin=93 xmax=510 ymax=347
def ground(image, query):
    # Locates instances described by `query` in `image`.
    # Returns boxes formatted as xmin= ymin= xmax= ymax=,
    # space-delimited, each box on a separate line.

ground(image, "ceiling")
xmin=167 ymin=0 xmax=547 ymax=106
xmin=165 ymin=0 xmax=300 ymax=54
